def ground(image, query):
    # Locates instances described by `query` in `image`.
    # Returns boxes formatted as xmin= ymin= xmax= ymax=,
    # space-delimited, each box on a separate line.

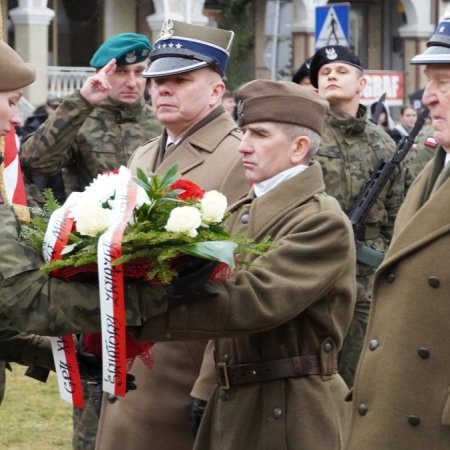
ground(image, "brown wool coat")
xmin=96 ymin=110 xmax=249 ymax=450
xmin=137 ymin=163 xmax=356 ymax=450
xmin=346 ymin=148 xmax=450 ymax=449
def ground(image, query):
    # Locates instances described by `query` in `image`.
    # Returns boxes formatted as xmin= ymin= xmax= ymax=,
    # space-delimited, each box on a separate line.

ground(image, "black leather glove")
xmin=165 ymin=257 xmax=219 ymax=308
xmin=190 ymin=397 xmax=208 ymax=437
xmin=76 ymin=339 xmax=102 ymax=383
xmin=76 ymin=337 xmax=137 ymax=417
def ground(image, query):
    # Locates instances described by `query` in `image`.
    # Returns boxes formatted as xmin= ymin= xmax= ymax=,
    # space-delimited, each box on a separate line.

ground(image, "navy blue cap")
xmin=411 ymin=16 xmax=450 ymax=64
xmin=143 ymin=19 xmax=233 ymax=78
xmin=309 ymin=45 xmax=363 ymax=88
xmin=90 ymin=33 xmax=152 ymax=68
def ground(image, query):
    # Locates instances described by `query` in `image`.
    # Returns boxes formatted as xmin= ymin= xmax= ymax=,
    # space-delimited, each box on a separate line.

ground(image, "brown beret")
xmin=0 ymin=40 xmax=35 ymax=91
xmin=236 ymin=79 xmax=328 ymax=135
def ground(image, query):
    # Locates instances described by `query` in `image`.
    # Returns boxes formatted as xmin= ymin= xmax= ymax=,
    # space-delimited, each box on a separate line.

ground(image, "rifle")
xmin=370 ymin=92 xmax=387 ymax=125
xmin=347 ymin=107 xmax=429 ymax=267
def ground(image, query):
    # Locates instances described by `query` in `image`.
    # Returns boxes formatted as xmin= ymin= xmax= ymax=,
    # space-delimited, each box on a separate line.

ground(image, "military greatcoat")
xmin=96 ymin=109 xmax=249 ymax=450
xmin=345 ymin=148 xmax=450 ymax=449
xmin=135 ymin=162 xmax=356 ymax=450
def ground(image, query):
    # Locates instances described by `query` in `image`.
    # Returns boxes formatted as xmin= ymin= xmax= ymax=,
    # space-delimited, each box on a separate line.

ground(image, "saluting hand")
xmin=80 ymin=58 xmax=116 ymax=105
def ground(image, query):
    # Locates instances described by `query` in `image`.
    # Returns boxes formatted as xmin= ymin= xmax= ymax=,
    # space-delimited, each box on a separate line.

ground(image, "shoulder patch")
xmin=424 ymin=136 xmax=437 ymax=148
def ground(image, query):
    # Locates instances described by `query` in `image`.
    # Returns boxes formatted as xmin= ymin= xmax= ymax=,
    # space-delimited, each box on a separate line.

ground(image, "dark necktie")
xmin=164 ymin=142 xmax=176 ymax=160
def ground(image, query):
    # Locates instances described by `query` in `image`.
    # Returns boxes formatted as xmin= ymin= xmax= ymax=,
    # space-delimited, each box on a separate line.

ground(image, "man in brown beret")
xmin=129 ymin=79 xmax=356 ymax=449
xmin=0 ymin=39 xmax=55 ymax=407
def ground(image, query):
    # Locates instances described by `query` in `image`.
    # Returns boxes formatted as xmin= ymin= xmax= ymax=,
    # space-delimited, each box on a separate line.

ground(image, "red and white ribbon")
xmin=50 ymin=335 xmax=84 ymax=408
xmin=97 ymin=166 xmax=137 ymax=396
xmin=3 ymin=127 xmax=27 ymax=206
xmin=44 ymin=192 xmax=84 ymax=408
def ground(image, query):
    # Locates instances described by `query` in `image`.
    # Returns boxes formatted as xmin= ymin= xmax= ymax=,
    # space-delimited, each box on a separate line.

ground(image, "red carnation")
xmin=171 ymin=179 xmax=204 ymax=200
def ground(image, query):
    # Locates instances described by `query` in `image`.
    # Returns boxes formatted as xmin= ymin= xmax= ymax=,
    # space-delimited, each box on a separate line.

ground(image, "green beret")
xmin=90 ymin=32 xmax=152 ymax=68
xmin=0 ymin=40 xmax=35 ymax=91
xmin=236 ymin=79 xmax=328 ymax=135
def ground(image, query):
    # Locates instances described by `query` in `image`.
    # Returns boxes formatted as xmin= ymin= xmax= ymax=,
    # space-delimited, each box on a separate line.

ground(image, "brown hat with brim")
xmin=236 ymin=79 xmax=328 ymax=135
xmin=0 ymin=40 xmax=35 ymax=91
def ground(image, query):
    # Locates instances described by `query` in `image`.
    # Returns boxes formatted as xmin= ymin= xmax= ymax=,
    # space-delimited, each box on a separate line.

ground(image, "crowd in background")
xmin=0 ymin=13 xmax=448 ymax=450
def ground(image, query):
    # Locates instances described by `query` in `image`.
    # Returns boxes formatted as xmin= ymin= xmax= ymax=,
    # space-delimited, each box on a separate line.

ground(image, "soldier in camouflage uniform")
xmin=405 ymin=122 xmax=436 ymax=182
xmin=309 ymin=46 xmax=404 ymax=387
xmin=21 ymin=33 xmax=162 ymax=197
xmin=20 ymin=33 xmax=162 ymax=450
xmin=0 ymin=38 xmax=44 ymax=406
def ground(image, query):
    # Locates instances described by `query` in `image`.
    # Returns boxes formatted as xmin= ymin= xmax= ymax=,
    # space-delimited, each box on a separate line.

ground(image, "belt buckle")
xmin=217 ymin=362 xmax=230 ymax=390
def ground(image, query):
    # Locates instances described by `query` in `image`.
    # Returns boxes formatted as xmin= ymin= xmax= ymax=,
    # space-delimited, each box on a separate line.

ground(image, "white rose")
xmin=200 ymin=190 xmax=227 ymax=225
xmin=83 ymin=171 xmax=118 ymax=204
xmin=74 ymin=202 xmax=114 ymax=237
xmin=165 ymin=206 xmax=202 ymax=237
xmin=136 ymin=185 xmax=151 ymax=207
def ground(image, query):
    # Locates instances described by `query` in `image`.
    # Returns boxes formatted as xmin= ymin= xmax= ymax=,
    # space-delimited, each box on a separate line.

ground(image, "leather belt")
xmin=216 ymin=355 xmax=327 ymax=390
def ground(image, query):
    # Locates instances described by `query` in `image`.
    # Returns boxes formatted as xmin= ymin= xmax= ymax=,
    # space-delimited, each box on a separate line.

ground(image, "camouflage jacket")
xmin=0 ymin=204 xmax=165 ymax=336
xmin=404 ymin=123 xmax=436 ymax=182
xmin=314 ymin=105 xmax=404 ymax=250
xmin=20 ymin=91 xmax=162 ymax=194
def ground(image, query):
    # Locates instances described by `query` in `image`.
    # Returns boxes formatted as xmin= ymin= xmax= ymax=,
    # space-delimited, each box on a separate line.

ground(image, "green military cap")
xmin=0 ymin=40 xmax=35 ymax=91
xmin=90 ymin=32 xmax=152 ymax=69
xmin=236 ymin=79 xmax=328 ymax=135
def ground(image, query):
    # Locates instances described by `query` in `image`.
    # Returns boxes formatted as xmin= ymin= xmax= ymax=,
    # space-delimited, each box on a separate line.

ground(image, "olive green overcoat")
xmin=96 ymin=109 xmax=249 ymax=450
xmin=137 ymin=163 xmax=356 ymax=450
xmin=346 ymin=148 xmax=450 ymax=449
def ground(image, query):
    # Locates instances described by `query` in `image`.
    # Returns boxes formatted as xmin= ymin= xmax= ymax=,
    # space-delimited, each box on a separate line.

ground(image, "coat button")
xmin=369 ymin=339 xmax=379 ymax=350
xmin=407 ymin=415 xmax=421 ymax=426
xmin=107 ymin=394 xmax=118 ymax=404
xmin=358 ymin=403 xmax=368 ymax=416
xmin=272 ymin=407 xmax=283 ymax=419
xmin=323 ymin=341 xmax=333 ymax=353
xmin=240 ymin=213 xmax=249 ymax=224
xmin=417 ymin=347 xmax=430 ymax=359
xmin=386 ymin=272 xmax=395 ymax=283
xmin=427 ymin=276 xmax=440 ymax=288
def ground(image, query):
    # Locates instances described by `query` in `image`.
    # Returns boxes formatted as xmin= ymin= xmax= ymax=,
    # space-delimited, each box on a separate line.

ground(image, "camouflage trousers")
xmin=338 ymin=267 xmax=375 ymax=388
xmin=72 ymin=379 xmax=99 ymax=450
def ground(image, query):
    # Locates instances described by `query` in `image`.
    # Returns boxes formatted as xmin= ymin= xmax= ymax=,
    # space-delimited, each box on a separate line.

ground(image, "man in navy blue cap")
xmin=309 ymin=44 xmax=404 ymax=389
xmin=346 ymin=14 xmax=450 ymax=450
xmin=19 ymin=31 xmax=162 ymax=450
xmin=95 ymin=19 xmax=248 ymax=450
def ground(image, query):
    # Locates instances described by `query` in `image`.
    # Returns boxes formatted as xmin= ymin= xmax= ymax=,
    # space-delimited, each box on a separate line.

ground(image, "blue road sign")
xmin=315 ymin=3 xmax=350 ymax=50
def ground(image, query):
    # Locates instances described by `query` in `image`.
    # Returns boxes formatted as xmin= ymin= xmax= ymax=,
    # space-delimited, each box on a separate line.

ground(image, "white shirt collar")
xmin=254 ymin=165 xmax=309 ymax=198
xmin=445 ymin=152 xmax=450 ymax=166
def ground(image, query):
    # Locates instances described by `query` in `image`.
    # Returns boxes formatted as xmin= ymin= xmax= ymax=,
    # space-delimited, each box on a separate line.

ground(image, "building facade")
xmin=1 ymin=0 xmax=448 ymax=108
